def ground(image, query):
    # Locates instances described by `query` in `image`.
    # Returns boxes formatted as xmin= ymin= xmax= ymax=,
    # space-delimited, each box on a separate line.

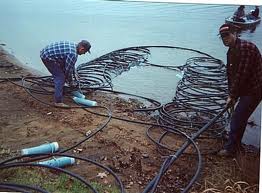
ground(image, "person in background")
xmin=218 ymin=23 xmax=262 ymax=156
xmin=251 ymin=6 xmax=259 ymax=18
xmin=247 ymin=6 xmax=260 ymax=20
xmin=233 ymin=5 xmax=246 ymax=22
xmin=40 ymin=40 xmax=91 ymax=108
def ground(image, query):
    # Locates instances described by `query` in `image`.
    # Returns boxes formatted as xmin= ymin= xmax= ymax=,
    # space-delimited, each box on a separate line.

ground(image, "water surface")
xmin=0 ymin=0 xmax=261 ymax=146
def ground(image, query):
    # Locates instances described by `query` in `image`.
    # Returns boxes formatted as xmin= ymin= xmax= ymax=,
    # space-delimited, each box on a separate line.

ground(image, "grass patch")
xmin=191 ymin=153 xmax=259 ymax=193
xmin=0 ymin=167 xmax=120 ymax=193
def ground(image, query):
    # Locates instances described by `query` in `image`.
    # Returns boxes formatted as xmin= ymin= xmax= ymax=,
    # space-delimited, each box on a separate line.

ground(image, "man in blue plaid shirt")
xmin=40 ymin=40 xmax=91 ymax=107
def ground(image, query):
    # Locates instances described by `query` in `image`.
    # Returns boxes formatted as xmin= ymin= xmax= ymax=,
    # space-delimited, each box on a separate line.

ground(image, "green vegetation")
xmin=0 ymin=168 xmax=120 ymax=193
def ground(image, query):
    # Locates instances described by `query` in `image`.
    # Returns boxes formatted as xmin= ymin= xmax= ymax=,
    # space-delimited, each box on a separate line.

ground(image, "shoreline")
xmin=0 ymin=45 xmax=42 ymax=76
xmin=0 ymin=44 xmax=260 ymax=192
xmin=1 ymin=44 xmax=261 ymax=147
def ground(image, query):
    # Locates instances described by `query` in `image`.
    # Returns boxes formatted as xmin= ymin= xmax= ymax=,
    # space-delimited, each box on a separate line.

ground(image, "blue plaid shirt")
xmin=40 ymin=41 xmax=78 ymax=80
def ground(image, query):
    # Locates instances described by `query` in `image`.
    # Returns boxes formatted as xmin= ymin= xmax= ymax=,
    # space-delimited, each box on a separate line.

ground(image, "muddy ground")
xmin=0 ymin=46 xmax=260 ymax=193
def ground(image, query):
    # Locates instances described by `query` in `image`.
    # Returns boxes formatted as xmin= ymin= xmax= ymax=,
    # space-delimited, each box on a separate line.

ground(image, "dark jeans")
xmin=41 ymin=58 xmax=65 ymax=103
xmin=225 ymin=95 xmax=262 ymax=152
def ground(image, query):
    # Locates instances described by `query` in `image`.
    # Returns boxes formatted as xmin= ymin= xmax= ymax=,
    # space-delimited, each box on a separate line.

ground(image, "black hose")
xmin=143 ymin=104 xmax=230 ymax=193
xmin=0 ymin=153 xmax=125 ymax=193
xmin=0 ymin=182 xmax=49 ymax=193
xmin=1 ymin=45 xmax=231 ymax=193
xmin=0 ymin=184 xmax=29 ymax=193
xmin=0 ymin=162 xmax=99 ymax=193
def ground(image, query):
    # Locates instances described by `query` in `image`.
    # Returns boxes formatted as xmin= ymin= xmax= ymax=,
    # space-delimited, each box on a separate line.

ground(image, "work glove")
xmin=226 ymin=96 xmax=236 ymax=114
xmin=68 ymin=80 xmax=79 ymax=88
xmin=226 ymin=96 xmax=236 ymax=106
xmin=66 ymin=73 xmax=78 ymax=88
xmin=74 ymin=71 xmax=81 ymax=82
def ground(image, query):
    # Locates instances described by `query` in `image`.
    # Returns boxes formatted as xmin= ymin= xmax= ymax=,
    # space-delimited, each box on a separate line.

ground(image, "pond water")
xmin=0 ymin=0 xmax=260 ymax=147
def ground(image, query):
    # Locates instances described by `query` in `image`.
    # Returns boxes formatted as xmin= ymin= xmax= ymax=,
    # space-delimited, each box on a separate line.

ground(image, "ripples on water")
xmin=0 ymin=0 xmax=260 ymax=146
xmin=0 ymin=0 xmax=261 ymax=103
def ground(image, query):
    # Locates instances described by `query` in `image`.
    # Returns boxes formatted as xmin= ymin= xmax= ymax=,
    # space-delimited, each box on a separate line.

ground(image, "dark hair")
xmin=239 ymin=5 xmax=245 ymax=9
xmin=79 ymin=40 xmax=91 ymax=52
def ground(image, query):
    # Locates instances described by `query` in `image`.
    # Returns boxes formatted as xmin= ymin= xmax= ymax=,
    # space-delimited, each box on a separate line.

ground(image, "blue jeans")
xmin=225 ymin=95 xmax=262 ymax=152
xmin=41 ymin=59 xmax=65 ymax=103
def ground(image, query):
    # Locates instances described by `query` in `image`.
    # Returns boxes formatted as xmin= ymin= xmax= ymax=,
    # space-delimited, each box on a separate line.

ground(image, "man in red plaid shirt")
xmin=218 ymin=23 xmax=262 ymax=156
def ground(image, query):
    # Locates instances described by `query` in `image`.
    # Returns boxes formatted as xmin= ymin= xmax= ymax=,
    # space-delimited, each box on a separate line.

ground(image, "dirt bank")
xmin=0 ymin=45 xmax=260 ymax=193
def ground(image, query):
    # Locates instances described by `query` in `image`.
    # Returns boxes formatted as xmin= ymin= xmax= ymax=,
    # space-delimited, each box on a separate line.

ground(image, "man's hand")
xmin=226 ymin=96 xmax=236 ymax=114
xmin=226 ymin=96 xmax=236 ymax=115
xmin=75 ymin=72 xmax=81 ymax=82
xmin=69 ymin=80 xmax=78 ymax=88
xmin=226 ymin=96 xmax=235 ymax=106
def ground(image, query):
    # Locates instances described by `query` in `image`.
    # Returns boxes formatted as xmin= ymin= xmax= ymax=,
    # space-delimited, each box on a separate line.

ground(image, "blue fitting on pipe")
xmin=38 ymin=157 xmax=75 ymax=168
xmin=72 ymin=91 xmax=85 ymax=99
xmin=73 ymin=96 xmax=97 ymax=107
xmin=21 ymin=142 xmax=59 ymax=155
xmin=176 ymin=71 xmax=184 ymax=79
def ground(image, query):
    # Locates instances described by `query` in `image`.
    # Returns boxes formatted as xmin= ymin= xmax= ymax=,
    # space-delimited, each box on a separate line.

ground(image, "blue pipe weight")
xmin=72 ymin=91 xmax=85 ymax=99
xmin=38 ymin=157 xmax=75 ymax=168
xmin=21 ymin=142 xmax=59 ymax=155
xmin=73 ymin=96 xmax=97 ymax=107
xmin=176 ymin=71 xmax=184 ymax=79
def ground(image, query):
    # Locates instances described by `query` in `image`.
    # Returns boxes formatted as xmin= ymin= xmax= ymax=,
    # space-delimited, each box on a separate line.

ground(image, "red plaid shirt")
xmin=227 ymin=38 xmax=262 ymax=99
